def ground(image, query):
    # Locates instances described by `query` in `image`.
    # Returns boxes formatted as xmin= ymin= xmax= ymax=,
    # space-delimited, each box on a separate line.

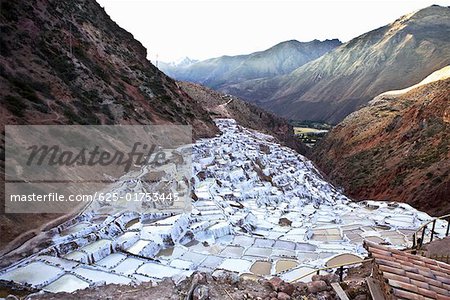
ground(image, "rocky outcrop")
xmin=27 ymin=271 xmax=368 ymax=300
xmin=312 ymin=67 xmax=450 ymax=216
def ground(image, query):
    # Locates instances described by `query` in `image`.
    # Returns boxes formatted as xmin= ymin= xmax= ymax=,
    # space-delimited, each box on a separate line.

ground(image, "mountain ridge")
xmin=218 ymin=5 xmax=450 ymax=124
xmin=159 ymin=38 xmax=342 ymax=91
xmin=251 ymin=6 xmax=450 ymax=123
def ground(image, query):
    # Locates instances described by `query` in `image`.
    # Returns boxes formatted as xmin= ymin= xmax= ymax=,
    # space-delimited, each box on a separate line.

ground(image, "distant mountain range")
xmin=166 ymin=5 xmax=450 ymax=124
xmin=159 ymin=39 xmax=341 ymax=90
xmin=159 ymin=57 xmax=199 ymax=70
xmin=313 ymin=66 xmax=450 ymax=216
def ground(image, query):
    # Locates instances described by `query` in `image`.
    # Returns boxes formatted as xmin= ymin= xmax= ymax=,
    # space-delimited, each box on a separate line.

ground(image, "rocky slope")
xmin=178 ymin=81 xmax=308 ymax=154
xmin=312 ymin=66 xmax=450 ymax=216
xmin=0 ymin=0 xmax=219 ymax=137
xmin=0 ymin=0 xmax=222 ymax=251
xmin=229 ymin=5 xmax=450 ymax=124
xmin=29 ymin=271 xmax=370 ymax=300
xmin=160 ymin=39 xmax=341 ymax=91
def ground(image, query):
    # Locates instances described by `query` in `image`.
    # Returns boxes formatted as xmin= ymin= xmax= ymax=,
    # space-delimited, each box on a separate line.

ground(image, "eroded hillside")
xmin=161 ymin=39 xmax=341 ymax=93
xmin=312 ymin=67 xmax=450 ymax=216
xmin=0 ymin=0 xmax=218 ymax=136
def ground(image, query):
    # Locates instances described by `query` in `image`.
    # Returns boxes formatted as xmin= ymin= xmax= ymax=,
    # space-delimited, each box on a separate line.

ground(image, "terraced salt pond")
xmin=1 ymin=119 xmax=448 ymax=293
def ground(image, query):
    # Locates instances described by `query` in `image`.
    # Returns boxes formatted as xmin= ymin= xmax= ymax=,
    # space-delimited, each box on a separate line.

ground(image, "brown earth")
xmin=312 ymin=76 xmax=450 ymax=216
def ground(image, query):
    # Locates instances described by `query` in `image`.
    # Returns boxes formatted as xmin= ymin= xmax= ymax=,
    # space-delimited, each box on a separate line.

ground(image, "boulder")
xmin=279 ymin=282 xmax=295 ymax=296
xmin=317 ymin=291 xmax=335 ymax=300
xmin=312 ymin=274 xmax=339 ymax=285
xmin=279 ymin=218 xmax=292 ymax=227
xmin=277 ymin=292 xmax=291 ymax=300
xmin=266 ymin=277 xmax=283 ymax=291
xmin=307 ymin=280 xmax=328 ymax=294
xmin=212 ymin=270 xmax=239 ymax=285
xmin=193 ymin=285 xmax=209 ymax=300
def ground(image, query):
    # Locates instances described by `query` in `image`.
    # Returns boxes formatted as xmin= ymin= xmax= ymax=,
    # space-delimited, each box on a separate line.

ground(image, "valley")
xmin=1 ymin=119 xmax=447 ymax=295
xmin=1 ymin=0 xmax=450 ymax=299
xmin=293 ymin=127 xmax=329 ymax=147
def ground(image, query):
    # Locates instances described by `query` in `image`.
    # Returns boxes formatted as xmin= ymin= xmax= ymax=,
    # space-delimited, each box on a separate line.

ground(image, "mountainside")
xmin=0 ymin=0 xmax=223 ymax=250
xmin=0 ymin=0 xmax=219 ymax=138
xmin=229 ymin=5 xmax=450 ymax=124
xmin=312 ymin=66 xmax=450 ymax=216
xmin=178 ymin=81 xmax=308 ymax=154
xmin=160 ymin=39 xmax=341 ymax=91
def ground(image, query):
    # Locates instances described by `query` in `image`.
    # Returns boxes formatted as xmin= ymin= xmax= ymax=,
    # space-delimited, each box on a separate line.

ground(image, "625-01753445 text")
xmin=9 ymin=192 xmax=178 ymax=204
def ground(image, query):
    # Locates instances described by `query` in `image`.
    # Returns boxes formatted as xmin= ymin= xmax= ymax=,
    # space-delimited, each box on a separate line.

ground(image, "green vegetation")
xmin=289 ymin=120 xmax=333 ymax=130
xmin=294 ymin=127 xmax=328 ymax=146
xmin=346 ymin=149 xmax=382 ymax=189
xmin=294 ymin=127 xmax=328 ymax=134
xmin=290 ymin=120 xmax=332 ymax=146
xmin=390 ymin=172 xmax=407 ymax=188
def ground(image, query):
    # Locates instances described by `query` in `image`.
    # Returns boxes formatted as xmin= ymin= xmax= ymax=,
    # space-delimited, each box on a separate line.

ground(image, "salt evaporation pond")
xmin=1 ymin=119 xmax=448 ymax=293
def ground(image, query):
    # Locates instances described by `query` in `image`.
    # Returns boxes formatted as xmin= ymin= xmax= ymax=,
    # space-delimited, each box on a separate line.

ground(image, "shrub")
xmin=63 ymin=106 xmax=82 ymax=124
xmin=4 ymin=95 xmax=27 ymax=117
xmin=9 ymin=77 xmax=43 ymax=104
xmin=50 ymin=55 xmax=77 ymax=83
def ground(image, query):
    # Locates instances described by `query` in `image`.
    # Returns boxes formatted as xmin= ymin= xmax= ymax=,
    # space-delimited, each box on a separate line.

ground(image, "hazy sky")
xmin=96 ymin=0 xmax=449 ymax=62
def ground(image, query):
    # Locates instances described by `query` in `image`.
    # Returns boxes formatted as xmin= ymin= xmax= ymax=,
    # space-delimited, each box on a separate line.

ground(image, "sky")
xmin=96 ymin=0 xmax=449 ymax=62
